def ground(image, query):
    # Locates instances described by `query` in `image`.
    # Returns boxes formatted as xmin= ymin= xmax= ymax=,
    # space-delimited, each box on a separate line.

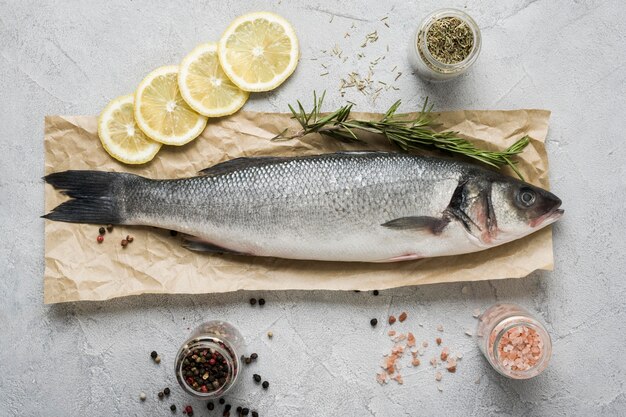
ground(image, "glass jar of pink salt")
xmin=475 ymin=303 xmax=552 ymax=379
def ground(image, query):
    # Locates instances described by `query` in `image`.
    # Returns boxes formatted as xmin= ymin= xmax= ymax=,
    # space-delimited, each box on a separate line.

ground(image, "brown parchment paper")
xmin=44 ymin=109 xmax=552 ymax=304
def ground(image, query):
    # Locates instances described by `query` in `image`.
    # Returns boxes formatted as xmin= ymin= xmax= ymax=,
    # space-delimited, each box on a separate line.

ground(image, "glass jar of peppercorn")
xmin=175 ymin=320 xmax=243 ymax=399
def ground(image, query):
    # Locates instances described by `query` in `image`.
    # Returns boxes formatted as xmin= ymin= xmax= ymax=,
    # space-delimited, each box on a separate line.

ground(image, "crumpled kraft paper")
xmin=44 ymin=109 xmax=553 ymax=304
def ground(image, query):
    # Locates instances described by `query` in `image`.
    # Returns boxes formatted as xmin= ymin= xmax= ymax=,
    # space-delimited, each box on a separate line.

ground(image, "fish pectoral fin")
xmin=182 ymin=237 xmax=244 ymax=255
xmin=381 ymin=216 xmax=449 ymax=235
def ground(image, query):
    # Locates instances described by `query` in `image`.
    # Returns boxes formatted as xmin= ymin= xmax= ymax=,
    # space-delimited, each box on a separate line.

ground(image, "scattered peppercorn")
xmin=155 ymin=355 xmax=161 ymax=364
xmin=388 ymin=315 xmax=397 ymax=325
xmin=97 ymin=235 xmax=104 ymax=243
xmin=373 ymin=290 xmax=379 ymax=296
xmin=262 ymin=381 xmax=269 ymax=389
xmin=258 ymin=298 xmax=265 ymax=306
xmin=251 ymin=412 xmax=259 ymax=417
xmin=98 ymin=227 xmax=106 ymax=235
xmin=170 ymin=230 xmax=178 ymax=236
xmin=127 ymin=234 xmax=134 ymax=243
xmin=219 ymin=398 xmax=225 ymax=405
xmin=242 ymin=408 xmax=249 ymax=416
xmin=236 ymin=406 xmax=242 ymax=413
xmin=170 ymin=404 xmax=177 ymax=412
xmin=267 ymin=331 xmax=273 ymax=339
xmin=164 ymin=387 xmax=171 ymax=396
xmin=370 ymin=318 xmax=378 ymax=327
xmin=250 ymin=353 xmax=258 ymax=360
xmin=249 ymin=298 xmax=257 ymax=306
xmin=185 ymin=405 xmax=193 ymax=416
xmin=245 ymin=357 xmax=251 ymax=365
xmin=436 ymin=337 xmax=442 ymax=345
xmin=253 ymin=374 xmax=261 ymax=383
xmin=121 ymin=239 xmax=128 ymax=247
xmin=207 ymin=402 xmax=214 ymax=410
xmin=151 ymin=351 xmax=158 ymax=359
xmin=139 ymin=392 xmax=146 ymax=401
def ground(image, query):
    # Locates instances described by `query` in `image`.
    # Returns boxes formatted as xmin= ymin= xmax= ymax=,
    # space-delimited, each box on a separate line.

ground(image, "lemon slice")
xmin=179 ymin=43 xmax=249 ymax=117
xmin=134 ymin=66 xmax=208 ymax=146
xmin=218 ymin=12 xmax=299 ymax=92
xmin=97 ymin=95 xmax=162 ymax=164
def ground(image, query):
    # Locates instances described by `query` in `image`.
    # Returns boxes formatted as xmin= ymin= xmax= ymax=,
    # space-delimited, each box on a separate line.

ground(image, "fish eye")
xmin=518 ymin=188 xmax=536 ymax=207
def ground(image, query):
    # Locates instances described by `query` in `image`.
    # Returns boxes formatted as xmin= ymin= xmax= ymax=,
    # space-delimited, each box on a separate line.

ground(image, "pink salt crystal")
xmin=407 ymin=332 xmax=416 ymax=347
xmin=391 ymin=345 xmax=404 ymax=354
xmin=446 ymin=358 xmax=457 ymax=373
xmin=435 ymin=371 xmax=442 ymax=381
xmin=472 ymin=308 xmax=481 ymax=318
xmin=437 ymin=324 xmax=444 ymax=332
xmin=393 ymin=374 xmax=404 ymax=384
xmin=412 ymin=358 xmax=421 ymax=367
xmin=376 ymin=372 xmax=388 ymax=385
xmin=393 ymin=333 xmax=407 ymax=342
xmin=440 ymin=347 xmax=450 ymax=361
xmin=388 ymin=330 xmax=396 ymax=337
xmin=430 ymin=357 xmax=437 ymax=367
xmin=422 ymin=341 xmax=429 ymax=348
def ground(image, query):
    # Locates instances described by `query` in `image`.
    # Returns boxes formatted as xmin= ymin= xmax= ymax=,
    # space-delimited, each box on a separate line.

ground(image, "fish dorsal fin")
xmin=333 ymin=150 xmax=388 ymax=155
xmin=199 ymin=156 xmax=291 ymax=176
xmin=199 ymin=152 xmax=393 ymax=176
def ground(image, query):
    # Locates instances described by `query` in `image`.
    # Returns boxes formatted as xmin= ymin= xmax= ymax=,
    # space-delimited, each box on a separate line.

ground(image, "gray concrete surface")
xmin=1 ymin=0 xmax=625 ymax=416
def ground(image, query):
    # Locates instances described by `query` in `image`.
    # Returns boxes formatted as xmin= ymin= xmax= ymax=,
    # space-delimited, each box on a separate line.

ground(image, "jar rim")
xmin=490 ymin=317 xmax=552 ymax=379
xmin=417 ymin=8 xmax=482 ymax=71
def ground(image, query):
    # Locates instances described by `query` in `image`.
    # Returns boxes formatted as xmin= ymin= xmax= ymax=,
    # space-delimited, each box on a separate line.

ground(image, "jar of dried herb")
xmin=408 ymin=9 xmax=481 ymax=82
xmin=175 ymin=320 xmax=243 ymax=399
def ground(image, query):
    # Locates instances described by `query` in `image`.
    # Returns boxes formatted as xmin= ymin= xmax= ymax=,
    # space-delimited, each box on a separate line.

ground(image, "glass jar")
xmin=175 ymin=320 xmax=243 ymax=399
xmin=408 ymin=8 xmax=482 ymax=82
xmin=475 ymin=303 xmax=552 ymax=379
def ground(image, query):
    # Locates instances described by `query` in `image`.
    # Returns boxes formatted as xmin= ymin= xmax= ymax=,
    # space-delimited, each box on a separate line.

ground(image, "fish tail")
xmin=43 ymin=170 xmax=134 ymax=224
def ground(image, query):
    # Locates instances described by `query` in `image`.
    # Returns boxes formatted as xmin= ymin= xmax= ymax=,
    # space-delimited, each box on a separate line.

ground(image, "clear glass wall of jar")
xmin=175 ymin=320 xmax=243 ymax=399
xmin=475 ymin=303 xmax=552 ymax=379
xmin=408 ymin=8 xmax=482 ymax=82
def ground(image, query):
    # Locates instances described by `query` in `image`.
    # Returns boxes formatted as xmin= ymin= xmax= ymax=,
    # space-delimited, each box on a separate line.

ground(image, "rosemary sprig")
xmin=273 ymin=91 xmax=530 ymax=179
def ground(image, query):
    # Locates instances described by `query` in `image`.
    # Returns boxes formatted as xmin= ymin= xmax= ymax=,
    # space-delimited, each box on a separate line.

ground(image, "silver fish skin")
xmin=44 ymin=152 xmax=563 ymax=262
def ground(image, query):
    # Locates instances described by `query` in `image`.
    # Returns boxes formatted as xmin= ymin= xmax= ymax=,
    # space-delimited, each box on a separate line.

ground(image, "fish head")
xmin=487 ymin=177 xmax=563 ymax=244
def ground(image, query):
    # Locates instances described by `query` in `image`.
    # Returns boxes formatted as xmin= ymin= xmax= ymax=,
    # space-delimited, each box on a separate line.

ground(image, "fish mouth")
xmin=530 ymin=206 xmax=564 ymax=228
